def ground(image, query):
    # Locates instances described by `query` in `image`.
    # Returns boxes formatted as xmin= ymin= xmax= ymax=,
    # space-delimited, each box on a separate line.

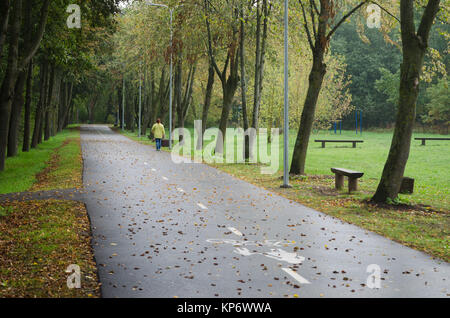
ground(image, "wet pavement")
xmin=81 ymin=125 xmax=449 ymax=298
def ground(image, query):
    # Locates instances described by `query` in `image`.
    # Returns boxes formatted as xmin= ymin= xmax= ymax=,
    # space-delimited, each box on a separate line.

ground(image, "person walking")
xmin=151 ymin=119 xmax=165 ymax=151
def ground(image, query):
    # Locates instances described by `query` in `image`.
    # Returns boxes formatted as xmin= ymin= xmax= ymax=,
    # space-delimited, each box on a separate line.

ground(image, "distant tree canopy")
xmin=331 ymin=17 xmax=448 ymax=129
xmin=422 ymin=77 xmax=450 ymax=131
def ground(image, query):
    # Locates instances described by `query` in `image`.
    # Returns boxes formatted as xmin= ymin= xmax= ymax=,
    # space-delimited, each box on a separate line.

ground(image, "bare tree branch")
xmin=327 ymin=1 xmax=367 ymax=40
xmin=299 ymin=0 xmax=315 ymax=51
xmin=309 ymin=0 xmax=317 ymax=39
xmin=204 ymin=0 xmax=224 ymax=82
xmin=371 ymin=1 xmax=400 ymax=23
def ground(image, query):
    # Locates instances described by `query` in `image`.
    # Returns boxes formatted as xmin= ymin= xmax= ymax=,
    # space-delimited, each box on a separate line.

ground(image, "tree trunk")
xmin=65 ymin=98 xmax=74 ymax=128
xmin=117 ymin=84 xmax=123 ymax=129
xmin=157 ymin=68 xmax=170 ymax=124
xmin=58 ymin=81 xmax=68 ymax=132
xmin=103 ymin=92 xmax=114 ymax=124
xmin=50 ymin=73 xmax=62 ymax=137
xmin=8 ymin=0 xmax=36 ymax=155
xmin=141 ymin=68 xmax=150 ymax=136
xmin=252 ymin=0 xmax=269 ymax=131
xmin=142 ymin=94 xmax=151 ymax=136
xmin=124 ymin=82 xmax=134 ymax=131
xmin=22 ymin=60 xmax=33 ymax=152
xmin=148 ymin=67 xmax=158 ymax=127
xmin=175 ymin=57 xmax=183 ymax=141
xmin=252 ymin=0 xmax=261 ymax=131
xmin=239 ymin=8 xmax=250 ymax=160
xmin=174 ymin=57 xmax=196 ymax=143
xmin=217 ymin=80 xmax=239 ymax=154
xmin=61 ymin=81 xmax=73 ymax=130
xmin=290 ymin=55 xmax=327 ymax=175
xmin=87 ymin=94 xmax=98 ymax=125
xmin=32 ymin=60 xmax=48 ymax=149
xmin=44 ymin=111 xmax=51 ymax=141
xmin=213 ymin=49 xmax=240 ymax=155
xmin=0 ymin=0 xmax=22 ymax=171
xmin=196 ymin=61 xmax=215 ymax=150
xmin=44 ymin=65 xmax=55 ymax=141
xmin=7 ymin=66 xmax=28 ymax=157
xmin=182 ymin=64 xmax=196 ymax=122
xmin=372 ymin=0 xmax=441 ymax=202
xmin=0 ymin=0 xmax=10 ymax=55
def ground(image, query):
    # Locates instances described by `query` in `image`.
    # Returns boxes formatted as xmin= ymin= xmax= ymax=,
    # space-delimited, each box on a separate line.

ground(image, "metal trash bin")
xmin=399 ymin=177 xmax=414 ymax=194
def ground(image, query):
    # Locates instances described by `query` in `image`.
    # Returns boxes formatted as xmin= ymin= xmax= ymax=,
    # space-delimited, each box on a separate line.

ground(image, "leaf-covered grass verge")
xmin=0 ymin=128 xmax=82 ymax=194
xmin=30 ymin=134 xmax=83 ymax=192
xmin=0 ymin=200 xmax=100 ymax=298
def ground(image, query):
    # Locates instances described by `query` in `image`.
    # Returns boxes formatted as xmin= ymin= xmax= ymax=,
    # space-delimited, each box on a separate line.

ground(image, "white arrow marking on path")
xmin=162 ymin=177 xmax=169 ymax=181
xmin=177 ymin=188 xmax=185 ymax=193
xmin=264 ymin=249 xmax=305 ymax=264
xmin=282 ymin=268 xmax=311 ymax=285
xmin=233 ymin=247 xmax=305 ymax=265
xmin=228 ymin=227 xmax=243 ymax=236
xmin=234 ymin=247 xmax=255 ymax=256
xmin=151 ymin=168 xmax=156 ymax=172
xmin=197 ymin=203 xmax=208 ymax=210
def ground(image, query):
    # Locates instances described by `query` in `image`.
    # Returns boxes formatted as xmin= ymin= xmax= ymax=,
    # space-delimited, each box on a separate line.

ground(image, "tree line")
xmin=0 ymin=0 xmax=120 ymax=171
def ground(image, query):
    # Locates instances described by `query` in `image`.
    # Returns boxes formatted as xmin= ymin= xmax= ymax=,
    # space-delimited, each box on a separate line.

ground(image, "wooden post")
xmin=335 ymin=174 xmax=344 ymax=190
xmin=322 ymin=142 xmax=326 ymax=148
xmin=348 ymin=177 xmax=358 ymax=192
xmin=352 ymin=142 xmax=356 ymax=148
xmin=421 ymin=139 xmax=426 ymax=146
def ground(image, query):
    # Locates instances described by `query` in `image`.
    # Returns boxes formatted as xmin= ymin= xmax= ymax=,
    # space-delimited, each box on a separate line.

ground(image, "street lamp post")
xmin=145 ymin=1 xmax=183 ymax=150
xmin=281 ymin=0 xmax=291 ymax=189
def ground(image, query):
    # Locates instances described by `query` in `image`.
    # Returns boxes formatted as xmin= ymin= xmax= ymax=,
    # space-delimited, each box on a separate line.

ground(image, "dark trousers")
xmin=155 ymin=138 xmax=162 ymax=150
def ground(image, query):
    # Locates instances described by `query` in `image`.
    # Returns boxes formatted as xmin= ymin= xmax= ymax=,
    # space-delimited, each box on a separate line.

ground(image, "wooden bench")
xmin=315 ymin=140 xmax=364 ymax=148
xmin=331 ymin=168 xmax=364 ymax=193
xmin=415 ymin=137 xmax=450 ymax=146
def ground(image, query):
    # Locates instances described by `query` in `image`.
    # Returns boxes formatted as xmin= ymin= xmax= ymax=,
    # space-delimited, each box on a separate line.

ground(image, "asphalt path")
xmin=80 ymin=125 xmax=449 ymax=298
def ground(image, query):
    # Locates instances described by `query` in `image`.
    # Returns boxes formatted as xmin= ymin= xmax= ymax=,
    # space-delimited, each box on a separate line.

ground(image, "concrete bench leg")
xmin=348 ymin=177 xmax=358 ymax=192
xmin=335 ymin=174 xmax=344 ymax=190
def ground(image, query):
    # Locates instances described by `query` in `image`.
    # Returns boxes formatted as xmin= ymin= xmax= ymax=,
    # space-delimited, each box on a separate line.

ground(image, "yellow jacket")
xmin=151 ymin=123 xmax=165 ymax=139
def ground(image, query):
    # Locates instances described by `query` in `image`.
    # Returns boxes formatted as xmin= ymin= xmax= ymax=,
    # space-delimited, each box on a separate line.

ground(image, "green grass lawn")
xmin=0 ymin=128 xmax=81 ymax=194
xmin=120 ymin=127 xmax=449 ymax=261
xmin=297 ymin=130 xmax=449 ymax=210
